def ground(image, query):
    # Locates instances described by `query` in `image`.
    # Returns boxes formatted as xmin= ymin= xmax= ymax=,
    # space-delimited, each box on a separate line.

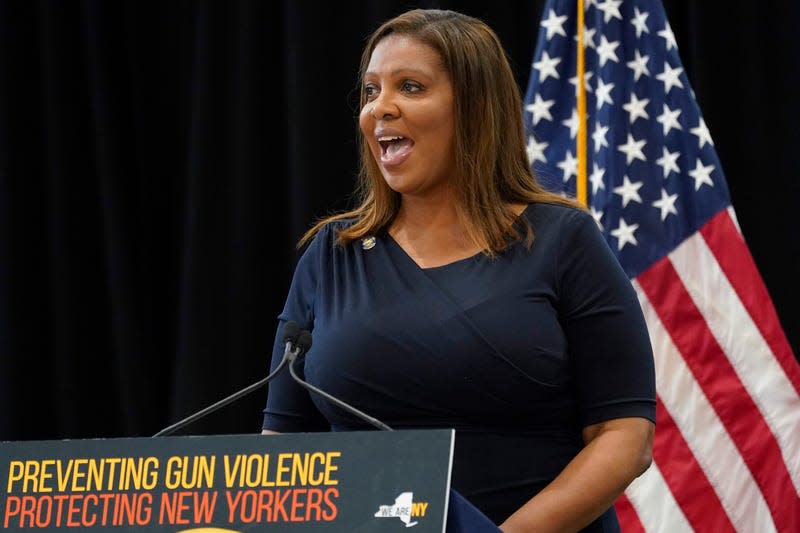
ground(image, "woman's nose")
xmin=369 ymin=96 xmax=398 ymax=120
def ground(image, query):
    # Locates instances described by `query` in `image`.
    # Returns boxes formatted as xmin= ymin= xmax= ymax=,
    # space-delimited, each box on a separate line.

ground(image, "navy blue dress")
xmin=262 ymin=202 xmax=656 ymax=530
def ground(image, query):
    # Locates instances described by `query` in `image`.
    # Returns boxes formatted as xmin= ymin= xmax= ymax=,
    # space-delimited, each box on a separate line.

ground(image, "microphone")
xmin=152 ymin=321 xmax=303 ymax=437
xmin=287 ymin=328 xmax=393 ymax=431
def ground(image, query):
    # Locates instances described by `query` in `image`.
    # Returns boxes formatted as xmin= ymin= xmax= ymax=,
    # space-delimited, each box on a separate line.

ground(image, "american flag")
xmin=523 ymin=0 xmax=800 ymax=531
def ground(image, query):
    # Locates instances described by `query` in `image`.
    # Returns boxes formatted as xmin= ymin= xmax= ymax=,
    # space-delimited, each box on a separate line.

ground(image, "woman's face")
xmin=359 ymin=34 xmax=457 ymax=199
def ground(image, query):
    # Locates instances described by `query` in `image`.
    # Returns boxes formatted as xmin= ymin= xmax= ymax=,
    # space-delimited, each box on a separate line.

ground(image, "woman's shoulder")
xmin=301 ymin=217 xmax=360 ymax=254
xmin=523 ymin=200 xmax=595 ymax=229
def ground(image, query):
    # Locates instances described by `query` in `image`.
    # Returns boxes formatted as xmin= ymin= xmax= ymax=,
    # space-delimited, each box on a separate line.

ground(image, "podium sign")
xmin=1 ymin=429 xmax=455 ymax=532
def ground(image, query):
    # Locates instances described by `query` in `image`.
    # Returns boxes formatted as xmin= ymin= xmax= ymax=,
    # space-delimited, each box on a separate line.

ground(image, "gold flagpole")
xmin=576 ymin=0 xmax=587 ymax=206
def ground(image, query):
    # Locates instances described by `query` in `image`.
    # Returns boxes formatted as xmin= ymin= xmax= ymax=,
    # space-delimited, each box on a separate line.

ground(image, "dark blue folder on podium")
xmin=1 ymin=429 xmax=498 ymax=532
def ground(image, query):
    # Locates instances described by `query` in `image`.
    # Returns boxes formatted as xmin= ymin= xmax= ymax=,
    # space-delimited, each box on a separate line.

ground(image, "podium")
xmin=1 ymin=429 xmax=499 ymax=532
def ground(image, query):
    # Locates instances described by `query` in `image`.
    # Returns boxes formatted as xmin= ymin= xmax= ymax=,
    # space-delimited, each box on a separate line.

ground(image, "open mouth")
xmin=378 ymin=136 xmax=414 ymax=162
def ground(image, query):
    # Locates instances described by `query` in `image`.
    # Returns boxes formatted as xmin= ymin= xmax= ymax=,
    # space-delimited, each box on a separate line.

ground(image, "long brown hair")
xmin=298 ymin=8 xmax=584 ymax=254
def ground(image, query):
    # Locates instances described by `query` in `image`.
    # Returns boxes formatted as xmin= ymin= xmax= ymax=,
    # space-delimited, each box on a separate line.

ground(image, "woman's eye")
xmin=363 ymin=85 xmax=379 ymax=100
xmin=402 ymin=81 xmax=422 ymax=93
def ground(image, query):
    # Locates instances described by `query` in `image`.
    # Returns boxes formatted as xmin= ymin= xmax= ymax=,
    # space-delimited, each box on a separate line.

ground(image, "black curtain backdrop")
xmin=1 ymin=0 xmax=797 ymax=441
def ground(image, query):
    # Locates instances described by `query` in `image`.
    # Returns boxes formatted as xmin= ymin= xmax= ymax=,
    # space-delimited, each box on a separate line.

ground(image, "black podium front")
xmin=1 ymin=430 xmax=499 ymax=532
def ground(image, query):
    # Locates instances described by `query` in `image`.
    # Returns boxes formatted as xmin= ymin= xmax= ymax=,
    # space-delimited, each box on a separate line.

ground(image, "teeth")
xmin=377 ymin=136 xmax=404 ymax=142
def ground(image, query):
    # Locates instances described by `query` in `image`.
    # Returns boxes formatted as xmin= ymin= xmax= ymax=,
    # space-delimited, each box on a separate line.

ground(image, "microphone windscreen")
xmin=297 ymin=330 xmax=313 ymax=352
xmin=281 ymin=321 xmax=301 ymax=344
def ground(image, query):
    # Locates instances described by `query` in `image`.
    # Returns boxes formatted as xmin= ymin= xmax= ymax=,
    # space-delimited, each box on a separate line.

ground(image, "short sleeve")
xmin=557 ymin=210 xmax=656 ymax=427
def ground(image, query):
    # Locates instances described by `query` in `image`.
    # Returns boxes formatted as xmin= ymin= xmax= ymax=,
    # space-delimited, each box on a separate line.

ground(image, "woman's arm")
xmin=499 ymin=416 xmax=654 ymax=533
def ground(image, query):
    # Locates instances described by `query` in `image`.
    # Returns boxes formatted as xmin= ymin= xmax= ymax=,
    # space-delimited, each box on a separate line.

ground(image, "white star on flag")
xmin=617 ymin=133 xmax=647 ymax=164
xmin=595 ymin=78 xmax=615 ymax=108
xmin=610 ymin=217 xmax=638 ymax=250
xmin=655 ymin=146 xmax=680 ymax=178
xmin=688 ymin=158 xmax=715 ymax=189
xmin=563 ymin=108 xmax=579 ymax=139
xmin=540 ymin=9 xmax=568 ymax=40
xmin=569 ymin=71 xmax=593 ymax=95
xmin=691 ymin=117 xmax=714 ymax=148
xmin=526 ymin=136 xmax=548 ymax=165
xmin=613 ymin=175 xmax=644 ymax=207
xmin=626 ymin=49 xmax=650 ymax=81
xmin=623 ymin=93 xmax=650 ymax=124
xmin=630 ymin=7 xmax=650 ymax=37
xmin=658 ymin=21 xmax=678 ymax=50
xmin=656 ymin=62 xmax=684 ymax=93
xmin=574 ymin=25 xmax=596 ymax=49
xmin=596 ymin=0 xmax=623 ymax=23
xmin=656 ymin=103 xmax=682 ymax=135
xmin=596 ymin=35 xmax=621 ymax=66
xmin=592 ymin=123 xmax=609 ymax=152
xmin=525 ymin=93 xmax=555 ymax=125
xmin=589 ymin=163 xmax=606 ymax=193
xmin=533 ymin=51 xmax=561 ymax=82
xmin=590 ymin=206 xmax=604 ymax=229
xmin=652 ymin=188 xmax=678 ymax=220
xmin=557 ymin=150 xmax=578 ymax=182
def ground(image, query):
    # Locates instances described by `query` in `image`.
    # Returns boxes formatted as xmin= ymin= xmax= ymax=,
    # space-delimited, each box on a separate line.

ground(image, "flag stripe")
xmin=653 ymin=396 xmax=736 ymax=533
xmin=637 ymin=259 xmax=796 ymax=532
xmin=652 ymin=399 xmax=737 ymax=532
xmin=701 ymin=208 xmax=800 ymax=397
xmin=624 ymin=457 xmax=695 ymax=533
xmin=671 ymin=217 xmax=800 ymax=496
xmin=633 ymin=278 xmax=773 ymax=532
xmin=613 ymin=493 xmax=647 ymax=533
